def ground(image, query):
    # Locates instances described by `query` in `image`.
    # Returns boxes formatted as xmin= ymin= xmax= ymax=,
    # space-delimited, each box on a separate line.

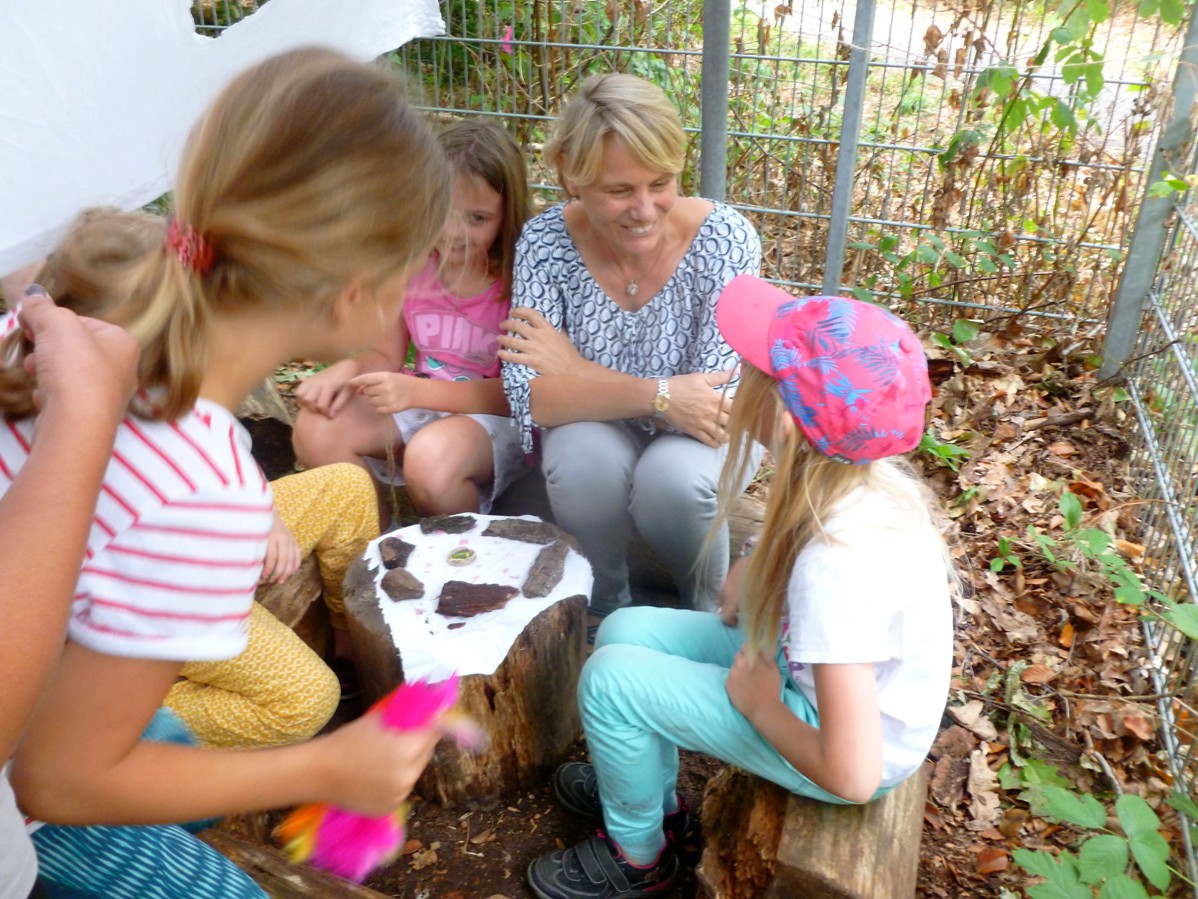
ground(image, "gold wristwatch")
xmin=652 ymin=378 xmax=671 ymax=418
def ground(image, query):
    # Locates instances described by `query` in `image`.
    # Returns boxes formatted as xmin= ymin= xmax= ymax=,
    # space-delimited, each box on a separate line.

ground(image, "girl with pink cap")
xmin=526 ymin=275 xmax=954 ymax=899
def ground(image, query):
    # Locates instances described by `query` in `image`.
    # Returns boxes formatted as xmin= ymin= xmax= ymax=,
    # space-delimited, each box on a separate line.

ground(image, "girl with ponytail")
xmin=0 ymin=48 xmax=450 ymax=899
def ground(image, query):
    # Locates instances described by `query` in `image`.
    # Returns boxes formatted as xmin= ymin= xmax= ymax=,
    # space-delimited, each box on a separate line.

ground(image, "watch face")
xmin=653 ymin=394 xmax=670 ymax=412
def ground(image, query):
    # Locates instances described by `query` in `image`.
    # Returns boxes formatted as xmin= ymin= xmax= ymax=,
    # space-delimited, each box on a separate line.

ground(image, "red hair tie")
xmin=165 ymin=218 xmax=215 ymax=276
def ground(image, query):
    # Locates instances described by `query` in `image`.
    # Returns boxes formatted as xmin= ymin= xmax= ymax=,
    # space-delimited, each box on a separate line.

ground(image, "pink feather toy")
xmin=277 ymin=675 xmax=483 ymax=882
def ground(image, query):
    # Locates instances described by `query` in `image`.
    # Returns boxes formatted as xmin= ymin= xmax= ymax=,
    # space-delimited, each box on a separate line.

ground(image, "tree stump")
xmin=696 ymin=766 xmax=928 ymax=899
xmin=419 ymin=593 xmax=585 ymax=806
xmin=342 ymin=518 xmax=590 ymax=807
xmin=254 ymin=554 xmax=331 ymax=657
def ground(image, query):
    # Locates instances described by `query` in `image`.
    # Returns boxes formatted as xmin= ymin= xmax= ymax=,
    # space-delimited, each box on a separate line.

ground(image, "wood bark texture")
xmin=343 ymin=556 xmax=587 ymax=806
xmin=697 ymin=767 xmax=928 ymax=899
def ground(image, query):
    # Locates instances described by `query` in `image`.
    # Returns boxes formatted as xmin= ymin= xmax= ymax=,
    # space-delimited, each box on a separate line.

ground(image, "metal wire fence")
xmin=1112 ymin=10 xmax=1198 ymax=881
xmin=395 ymin=0 xmax=1182 ymax=324
xmin=193 ymin=0 xmax=1198 ymax=884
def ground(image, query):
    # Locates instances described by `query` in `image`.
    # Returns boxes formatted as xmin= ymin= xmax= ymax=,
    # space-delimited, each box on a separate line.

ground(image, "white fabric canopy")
xmin=0 ymin=0 xmax=444 ymax=275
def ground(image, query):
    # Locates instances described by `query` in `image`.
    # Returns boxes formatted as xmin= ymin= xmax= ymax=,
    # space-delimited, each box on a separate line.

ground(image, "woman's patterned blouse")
xmin=501 ymin=202 xmax=762 ymax=451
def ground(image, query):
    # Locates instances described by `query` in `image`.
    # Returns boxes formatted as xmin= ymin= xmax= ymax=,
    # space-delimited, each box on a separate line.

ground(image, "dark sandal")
xmin=527 ymin=832 xmax=678 ymax=899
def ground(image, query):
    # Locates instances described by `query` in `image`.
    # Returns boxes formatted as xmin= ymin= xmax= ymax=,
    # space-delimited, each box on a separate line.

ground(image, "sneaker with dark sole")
xmin=552 ymin=762 xmax=690 ymax=845
xmin=527 ymin=831 xmax=678 ymax=899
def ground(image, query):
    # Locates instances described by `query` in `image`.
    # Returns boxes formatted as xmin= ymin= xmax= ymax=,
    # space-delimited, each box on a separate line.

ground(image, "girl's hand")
xmin=718 ymin=556 xmax=748 ymax=627
xmin=349 ymin=371 xmax=425 ymax=415
xmin=316 ymin=713 xmax=443 ymax=816
xmin=261 ymin=510 xmax=301 ymax=584
xmin=294 ymin=361 xmax=358 ymax=418
xmin=19 ymin=292 xmax=138 ymax=422
xmin=498 ymin=308 xmax=587 ymax=376
xmin=726 ymin=646 xmax=782 ymax=724
xmin=661 ymin=370 xmax=736 ymax=448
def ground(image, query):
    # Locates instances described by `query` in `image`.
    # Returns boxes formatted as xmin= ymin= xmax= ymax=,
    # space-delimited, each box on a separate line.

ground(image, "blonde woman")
xmin=500 ymin=73 xmax=763 ymax=622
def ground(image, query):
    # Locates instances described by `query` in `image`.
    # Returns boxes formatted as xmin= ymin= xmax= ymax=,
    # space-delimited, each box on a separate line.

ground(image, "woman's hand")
xmin=662 ymin=369 xmax=736 ymax=447
xmin=294 ymin=361 xmax=359 ymax=419
xmin=726 ymin=646 xmax=782 ymax=724
xmin=316 ymin=713 xmax=443 ymax=816
xmin=261 ymin=510 xmax=301 ymax=584
xmin=349 ymin=371 xmax=426 ymax=415
xmin=498 ymin=308 xmax=588 ymax=377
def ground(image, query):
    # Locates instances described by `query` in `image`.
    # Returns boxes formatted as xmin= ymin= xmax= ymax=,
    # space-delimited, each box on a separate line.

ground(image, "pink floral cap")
xmin=717 ymin=275 xmax=931 ymax=464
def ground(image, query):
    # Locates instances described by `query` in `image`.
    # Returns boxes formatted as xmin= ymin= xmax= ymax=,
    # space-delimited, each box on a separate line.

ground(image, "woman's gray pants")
xmin=541 ymin=420 xmax=762 ymax=615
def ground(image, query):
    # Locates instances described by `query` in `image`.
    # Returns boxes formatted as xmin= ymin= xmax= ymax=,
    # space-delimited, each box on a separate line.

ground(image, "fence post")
xmin=699 ymin=0 xmax=731 ymax=202
xmin=1098 ymin=5 xmax=1198 ymax=380
xmin=821 ymin=0 xmax=876 ymax=296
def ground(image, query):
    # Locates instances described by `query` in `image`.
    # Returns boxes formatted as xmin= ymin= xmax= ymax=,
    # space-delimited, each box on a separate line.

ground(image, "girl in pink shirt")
xmin=293 ymin=119 xmax=532 ymax=516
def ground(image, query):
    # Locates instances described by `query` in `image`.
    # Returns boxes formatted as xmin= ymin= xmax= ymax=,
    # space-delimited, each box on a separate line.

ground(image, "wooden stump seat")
xmin=696 ymin=766 xmax=928 ymax=899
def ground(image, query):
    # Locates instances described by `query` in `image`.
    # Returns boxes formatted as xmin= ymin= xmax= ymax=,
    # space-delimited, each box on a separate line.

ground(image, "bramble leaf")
xmin=1060 ymin=491 xmax=1083 ymax=530
xmin=1031 ymin=785 xmax=1107 ymax=828
xmin=952 ymin=319 xmax=982 ymax=344
xmin=1077 ymin=834 xmax=1128 ymax=885
xmin=1116 ymin=794 xmax=1170 ymax=891
xmin=1166 ymin=790 xmax=1198 ymax=819
xmin=1098 ymin=874 xmax=1150 ymax=899
xmin=1162 ymin=602 xmax=1198 ymax=640
xmin=1014 ymin=849 xmax=1091 ymax=899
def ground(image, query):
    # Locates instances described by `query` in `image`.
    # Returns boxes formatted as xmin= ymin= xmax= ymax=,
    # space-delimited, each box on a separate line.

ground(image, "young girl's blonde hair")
xmin=439 ymin=119 xmax=530 ymax=289
xmin=713 ymin=364 xmax=948 ymax=655
xmin=0 ymin=48 xmax=449 ymax=421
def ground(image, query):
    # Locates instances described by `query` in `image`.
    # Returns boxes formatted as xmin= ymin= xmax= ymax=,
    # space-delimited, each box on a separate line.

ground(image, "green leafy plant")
xmin=1021 ymin=491 xmax=1160 ymax=605
xmin=917 ymin=431 xmax=971 ymax=471
xmin=930 ymin=317 xmax=984 ymax=368
xmin=1013 ymin=786 xmax=1175 ymax=897
xmin=990 ymin=535 xmax=1023 ymax=572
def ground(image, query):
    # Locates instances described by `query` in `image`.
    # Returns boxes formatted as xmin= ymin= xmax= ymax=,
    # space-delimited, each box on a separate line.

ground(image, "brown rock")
xmin=419 ymin=514 xmax=476 ymax=534
xmin=381 ymin=567 xmax=424 ymax=602
xmin=379 ymin=536 xmax=416 ymax=569
xmin=523 ymin=540 xmax=568 ymax=597
xmin=437 ymin=581 xmax=518 ymax=618
xmin=482 ymin=518 xmax=558 ymax=544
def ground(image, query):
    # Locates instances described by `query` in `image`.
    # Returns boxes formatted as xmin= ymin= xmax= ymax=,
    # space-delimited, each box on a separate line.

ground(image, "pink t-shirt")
xmin=403 ymin=257 xmax=508 ymax=381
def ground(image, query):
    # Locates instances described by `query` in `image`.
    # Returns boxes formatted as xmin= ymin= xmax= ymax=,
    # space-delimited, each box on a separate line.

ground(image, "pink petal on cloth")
xmin=500 ymin=25 xmax=514 ymax=54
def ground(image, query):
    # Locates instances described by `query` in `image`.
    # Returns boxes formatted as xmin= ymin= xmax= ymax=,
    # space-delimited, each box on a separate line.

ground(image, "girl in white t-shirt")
xmin=526 ymin=275 xmax=954 ymax=899
xmin=0 ymin=49 xmax=450 ymax=899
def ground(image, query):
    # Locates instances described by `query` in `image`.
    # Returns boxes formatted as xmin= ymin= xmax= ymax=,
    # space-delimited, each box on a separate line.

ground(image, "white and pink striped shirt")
xmin=0 ymin=393 xmax=272 ymax=662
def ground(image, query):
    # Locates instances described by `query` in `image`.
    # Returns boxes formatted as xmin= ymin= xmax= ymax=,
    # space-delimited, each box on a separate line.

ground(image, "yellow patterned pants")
xmin=165 ymin=463 xmax=379 ymax=749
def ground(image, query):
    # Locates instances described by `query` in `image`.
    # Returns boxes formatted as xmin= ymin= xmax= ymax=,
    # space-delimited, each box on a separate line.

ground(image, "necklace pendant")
xmin=625 ymin=280 xmax=639 ymax=297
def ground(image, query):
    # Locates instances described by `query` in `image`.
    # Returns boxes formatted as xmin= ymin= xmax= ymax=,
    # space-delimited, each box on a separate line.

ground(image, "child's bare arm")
xmin=12 ymin=642 xmax=441 ymax=824
xmin=725 ymin=653 xmax=883 ymax=803
xmin=0 ymin=296 xmax=137 ymax=759
xmin=350 ymin=372 xmax=510 ymax=416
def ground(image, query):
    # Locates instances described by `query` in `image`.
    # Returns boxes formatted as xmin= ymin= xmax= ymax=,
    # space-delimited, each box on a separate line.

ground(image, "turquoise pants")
xmin=581 ymin=606 xmax=857 ymax=863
